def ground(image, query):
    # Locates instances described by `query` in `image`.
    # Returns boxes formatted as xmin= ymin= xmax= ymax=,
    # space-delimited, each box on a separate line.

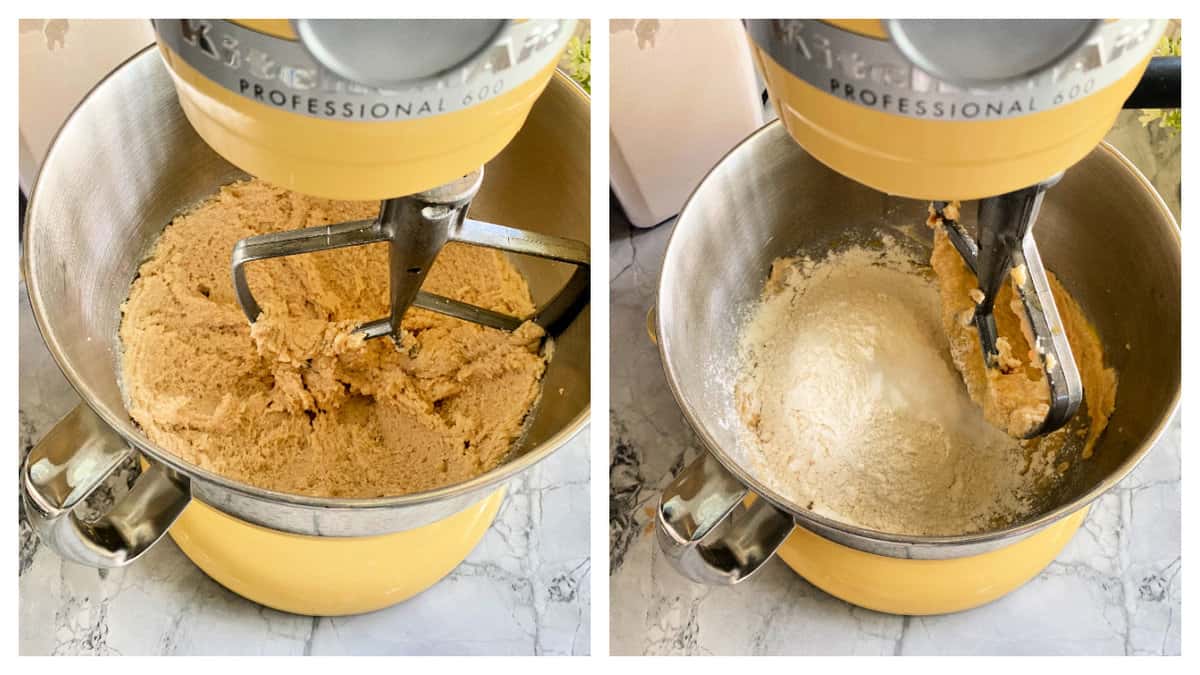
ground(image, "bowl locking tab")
xmin=21 ymin=405 xmax=191 ymax=568
xmin=657 ymin=452 xmax=796 ymax=585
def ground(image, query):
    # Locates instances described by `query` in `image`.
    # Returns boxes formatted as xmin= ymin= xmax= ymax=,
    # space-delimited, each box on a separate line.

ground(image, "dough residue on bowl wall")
xmin=119 ymin=179 xmax=547 ymax=498
xmin=734 ymin=233 xmax=1116 ymax=536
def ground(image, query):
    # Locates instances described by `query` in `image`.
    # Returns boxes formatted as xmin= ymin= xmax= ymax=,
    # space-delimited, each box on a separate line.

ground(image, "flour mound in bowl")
xmin=119 ymin=179 xmax=547 ymax=498
xmin=734 ymin=235 xmax=1113 ymax=536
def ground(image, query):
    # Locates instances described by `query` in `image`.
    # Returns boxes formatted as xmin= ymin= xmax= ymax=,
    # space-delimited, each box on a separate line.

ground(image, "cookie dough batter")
xmin=928 ymin=211 xmax=1117 ymax=457
xmin=120 ymin=179 xmax=547 ymax=497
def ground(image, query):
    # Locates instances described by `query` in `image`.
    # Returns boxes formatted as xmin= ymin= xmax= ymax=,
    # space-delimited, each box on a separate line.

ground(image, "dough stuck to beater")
xmin=927 ymin=209 xmax=1116 ymax=455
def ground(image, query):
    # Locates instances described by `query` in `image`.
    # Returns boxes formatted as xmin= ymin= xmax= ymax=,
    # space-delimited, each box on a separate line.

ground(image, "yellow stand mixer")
xmin=22 ymin=19 xmax=589 ymax=616
xmin=156 ymin=18 xmax=588 ymax=613
xmin=655 ymin=18 xmax=1178 ymax=615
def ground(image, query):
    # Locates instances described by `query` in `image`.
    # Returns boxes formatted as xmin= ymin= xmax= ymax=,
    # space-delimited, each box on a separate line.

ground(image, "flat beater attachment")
xmin=932 ymin=175 xmax=1083 ymax=437
xmin=231 ymin=168 xmax=589 ymax=341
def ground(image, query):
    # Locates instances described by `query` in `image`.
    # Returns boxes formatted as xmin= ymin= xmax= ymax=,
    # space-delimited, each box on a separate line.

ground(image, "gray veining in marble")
xmin=609 ymin=113 xmax=1181 ymax=656
xmin=19 ymin=283 xmax=590 ymax=656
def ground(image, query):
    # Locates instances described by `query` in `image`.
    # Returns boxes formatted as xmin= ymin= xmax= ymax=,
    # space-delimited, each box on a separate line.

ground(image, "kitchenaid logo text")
xmin=750 ymin=19 xmax=1164 ymax=121
xmin=157 ymin=19 xmax=572 ymax=121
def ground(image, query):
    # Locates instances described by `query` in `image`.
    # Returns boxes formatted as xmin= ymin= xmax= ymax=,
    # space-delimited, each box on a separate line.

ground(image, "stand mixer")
xmin=652 ymin=18 xmax=1179 ymax=614
xmin=743 ymin=18 xmax=1168 ymax=437
xmin=154 ymin=18 xmax=589 ymax=342
xmin=21 ymin=19 xmax=590 ymax=616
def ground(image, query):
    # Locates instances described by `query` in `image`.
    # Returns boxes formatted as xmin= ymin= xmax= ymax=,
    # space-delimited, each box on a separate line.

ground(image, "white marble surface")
xmin=19 ymin=284 xmax=590 ymax=656
xmin=609 ymin=116 xmax=1181 ymax=656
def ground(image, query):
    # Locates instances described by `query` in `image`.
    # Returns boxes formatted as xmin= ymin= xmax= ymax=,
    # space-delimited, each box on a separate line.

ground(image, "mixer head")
xmin=155 ymin=19 xmax=589 ymax=340
xmin=154 ymin=19 xmax=577 ymax=199
xmin=743 ymin=19 xmax=1166 ymax=199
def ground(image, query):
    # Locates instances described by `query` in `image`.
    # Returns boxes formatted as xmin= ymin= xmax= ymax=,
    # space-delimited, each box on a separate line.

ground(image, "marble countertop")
xmin=18 ymin=284 xmax=590 ymax=656
xmin=609 ymin=112 xmax=1181 ymax=656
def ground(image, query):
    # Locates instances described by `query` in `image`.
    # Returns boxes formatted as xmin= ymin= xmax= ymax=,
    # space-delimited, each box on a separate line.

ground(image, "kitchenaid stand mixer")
xmin=654 ymin=18 xmax=1179 ymax=613
xmin=21 ymin=19 xmax=590 ymax=615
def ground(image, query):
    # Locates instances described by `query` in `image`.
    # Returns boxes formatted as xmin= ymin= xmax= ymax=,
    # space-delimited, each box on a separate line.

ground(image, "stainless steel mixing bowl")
xmin=655 ymin=121 xmax=1179 ymax=583
xmin=22 ymin=47 xmax=590 ymax=567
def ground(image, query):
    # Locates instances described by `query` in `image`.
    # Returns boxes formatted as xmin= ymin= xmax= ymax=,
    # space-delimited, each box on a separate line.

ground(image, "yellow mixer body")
xmin=169 ymin=489 xmax=505 ymax=616
xmin=776 ymin=507 xmax=1088 ymax=615
xmin=131 ymin=449 xmax=506 ymax=616
xmin=748 ymin=19 xmax=1165 ymax=200
xmin=154 ymin=19 xmax=573 ymax=200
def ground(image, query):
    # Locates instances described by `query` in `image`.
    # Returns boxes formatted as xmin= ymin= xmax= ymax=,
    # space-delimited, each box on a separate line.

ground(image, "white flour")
xmin=735 ymin=241 xmax=1048 ymax=536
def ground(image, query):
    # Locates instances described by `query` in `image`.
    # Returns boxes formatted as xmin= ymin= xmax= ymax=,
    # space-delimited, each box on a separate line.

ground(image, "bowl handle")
xmin=21 ymin=404 xmax=191 ymax=568
xmin=656 ymin=451 xmax=795 ymax=585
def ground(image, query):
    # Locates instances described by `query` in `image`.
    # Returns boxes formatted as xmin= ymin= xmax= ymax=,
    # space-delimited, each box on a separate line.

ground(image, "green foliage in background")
xmin=1139 ymin=35 xmax=1182 ymax=134
xmin=564 ymin=35 xmax=591 ymax=93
